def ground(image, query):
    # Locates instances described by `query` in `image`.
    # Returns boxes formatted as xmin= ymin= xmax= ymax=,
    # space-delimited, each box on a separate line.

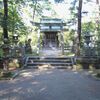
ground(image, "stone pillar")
xmin=60 ymin=31 xmax=64 ymax=55
xmin=37 ymin=30 xmax=40 ymax=54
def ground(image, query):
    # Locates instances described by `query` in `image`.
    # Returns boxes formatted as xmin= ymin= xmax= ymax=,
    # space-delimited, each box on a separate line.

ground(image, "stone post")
xmin=37 ymin=30 xmax=40 ymax=54
xmin=60 ymin=31 xmax=64 ymax=55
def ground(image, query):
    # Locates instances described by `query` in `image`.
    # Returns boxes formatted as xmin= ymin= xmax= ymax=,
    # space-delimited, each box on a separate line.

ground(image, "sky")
xmin=42 ymin=0 xmax=99 ymax=21
xmin=44 ymin=0 xmax=72 ymax=20
xmin=20 ymin=0 xmax=99 ymax=27
xmin=41 ymin=0 xmax=100 ymax=31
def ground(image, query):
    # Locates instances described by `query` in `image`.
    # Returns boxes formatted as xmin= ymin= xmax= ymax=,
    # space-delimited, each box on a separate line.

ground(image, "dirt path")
xmin=0 ymin=69 xmax=100 ymax=100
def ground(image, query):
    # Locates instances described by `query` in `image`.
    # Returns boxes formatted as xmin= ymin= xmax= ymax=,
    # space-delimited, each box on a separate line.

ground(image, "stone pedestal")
xmin=2 ymin=46 xmax=9 ymax=57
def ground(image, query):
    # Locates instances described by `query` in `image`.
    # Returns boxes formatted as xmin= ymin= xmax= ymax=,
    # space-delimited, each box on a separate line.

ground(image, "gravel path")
xmin=40 ymin=48 xmax=62 ymax=57
xmin=0 ymin=69 xmax=100 ymax=100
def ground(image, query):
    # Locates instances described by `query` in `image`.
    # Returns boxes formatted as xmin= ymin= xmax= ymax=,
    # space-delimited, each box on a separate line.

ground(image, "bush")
xmin=2 ymin=71 xmax=13 ymax=78
xmin=96 ymin=73 xmax=100 ymax=78
xmin=8 ymin=59 xmax=20 ymax=70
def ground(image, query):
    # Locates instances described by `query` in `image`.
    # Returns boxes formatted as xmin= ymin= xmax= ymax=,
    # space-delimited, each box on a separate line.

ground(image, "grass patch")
xmin=73 ymin=64 xmax=83 ymax=71
xmin=3 ymin=71 xmax=13 ymax=77
xmin=73 ymin=62 xmax=100 ymax=79
xmin=94 ymin=70 xmax=100 ymax=79
xmin=64 ymin=52 xmax=75 ymax=56
xmin=96 ymin=73 xmax=100 ymax=78
xmin=0 ymin=70 xmax=14 ymax=80
xmin=84 ymin=65 xmax=100 ymax=79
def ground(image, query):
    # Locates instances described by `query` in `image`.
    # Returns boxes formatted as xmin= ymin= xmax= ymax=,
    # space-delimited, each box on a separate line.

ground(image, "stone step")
xmin=28 ymin=56 xmax=74 ymax=60
xmin=26 ymin=66 xmax=72 ymax=69
xmin=27 ymin=60 xmax=72 ymax=63
xmin=24 ymin=56 xmax=75 ymax=69
xmin=27 ymin=62 xmax=72 ymax=65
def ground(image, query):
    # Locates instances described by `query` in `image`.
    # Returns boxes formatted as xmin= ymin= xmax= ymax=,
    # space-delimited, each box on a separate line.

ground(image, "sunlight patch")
xmin=21 ymin=72 xmax=33 ymax=77
xmin=38 ymin=64 xmax=52 ymax=71
xmin=31 ymin=81 xmax=39 ymax=85
xmin=39 ymin=87 xmax=47 ymax=92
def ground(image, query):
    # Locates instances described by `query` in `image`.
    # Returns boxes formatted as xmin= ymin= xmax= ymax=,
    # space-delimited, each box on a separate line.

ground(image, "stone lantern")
xmin=12 ymin=33 xmax=20 ymax=57
xmin=83 ymin=32 xmax=94 ymax=56
xmin=84 ymin=32 xmax=92 ymax=45
xmin=13 ymin=33 xmax=19 ymax=45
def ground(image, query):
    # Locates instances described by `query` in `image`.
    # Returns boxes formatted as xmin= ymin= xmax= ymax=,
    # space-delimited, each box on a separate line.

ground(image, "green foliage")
xmin=3 ymin=72 xmax=13 ymax=78
xmin=64 ymin=29 xmax=75 ymax=46
xmin=0 ymin=0 xmax=29 ymax=41
xmin=0 ymin=71 xmax=14 ymax=79
xmin=96 ymin=73 xmax=100 ymax=78
xmin=0 ymin=0 xmax=64 ymax=46
xmin=95 ymin=23 xmax=100 ymax=56
xmin=0 ymin=48 xmax=3 ymax=57
xmin=0 ymin=1 xmax=3 ymax=27
xmin=8 ymin=0 xmax=29 ymax=35
xmin=0 ymin=27 xmax=3 ymax=43
xmin=82 ymin=22 xmax=95 ymax=33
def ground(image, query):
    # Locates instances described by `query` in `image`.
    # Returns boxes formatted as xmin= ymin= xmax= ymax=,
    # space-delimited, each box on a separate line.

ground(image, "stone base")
xmin=76 ymin=56 xmax=100 ymax=69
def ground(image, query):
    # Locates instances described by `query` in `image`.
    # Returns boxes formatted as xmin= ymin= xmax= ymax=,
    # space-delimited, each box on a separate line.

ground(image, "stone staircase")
xmin=24 ymin=56 xmax=75 ymax=69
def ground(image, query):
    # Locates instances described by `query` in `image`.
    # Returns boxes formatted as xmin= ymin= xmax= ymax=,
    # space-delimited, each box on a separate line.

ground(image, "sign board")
xmin=40 ymin=18 xmax=65 ymax=32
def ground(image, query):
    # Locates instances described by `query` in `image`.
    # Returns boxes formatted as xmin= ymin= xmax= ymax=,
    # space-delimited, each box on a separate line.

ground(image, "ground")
xmin=0 ymin=68 xmax=100 ymax=100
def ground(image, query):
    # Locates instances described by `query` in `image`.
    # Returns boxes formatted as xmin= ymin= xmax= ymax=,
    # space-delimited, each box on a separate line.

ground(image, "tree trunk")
xmin=96 ymin=0 xmax=100 ymax=18
xmin=33 ymin=0 xmax=37 ymax=22
xmin=96 ymin=0 xmax=99 ymax=5
xmin=96 ymin=0 xmax=100 ymax=38
xmin=76 ymin=0 xmax=82 ymax=56
xmin=3 ymin=0 xmax=8 ymax=39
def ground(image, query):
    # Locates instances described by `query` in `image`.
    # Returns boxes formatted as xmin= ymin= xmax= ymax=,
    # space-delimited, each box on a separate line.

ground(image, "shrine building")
xmin=38 ymin=18 xmax=66 ymax=49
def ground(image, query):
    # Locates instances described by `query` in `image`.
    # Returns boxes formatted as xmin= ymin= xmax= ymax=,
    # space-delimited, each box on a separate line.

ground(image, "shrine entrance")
xmin=43 ymin=32 xmax=59 ymax=48
xmin=33 ymin=18 xmax=66 ymax=54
